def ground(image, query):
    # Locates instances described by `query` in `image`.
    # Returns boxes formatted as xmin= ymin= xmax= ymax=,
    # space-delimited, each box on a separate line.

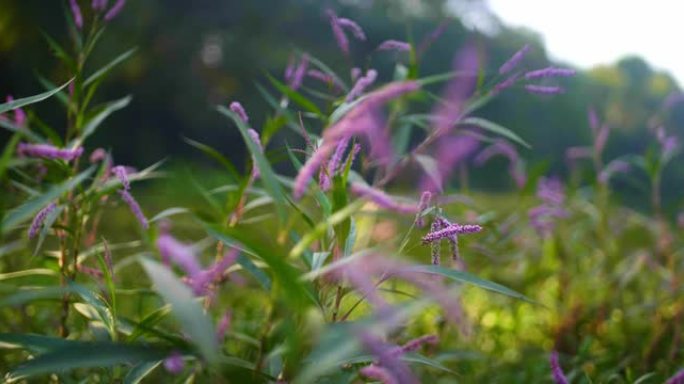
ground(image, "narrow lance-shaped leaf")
xmin=460 ymin=117 xmax=531 ymax=149
xmin=0 ymin=79 xmax=73 ymax=115
xmin=84 ymin=47 xmax=138 ymax=87
xmin=216 ymin=105 xmax=287 ymax=224
xmin=140 ymin=258 xmax=219 ymax=364
xmin=1 ymin=166 xmax=95 ymax=234
xmin=75 ymin=96 xmax=132 ymax=145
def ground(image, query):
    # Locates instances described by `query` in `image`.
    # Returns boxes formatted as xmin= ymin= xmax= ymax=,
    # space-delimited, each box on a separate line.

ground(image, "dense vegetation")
xmin=1 ymin=1 xmax=683 ymax=383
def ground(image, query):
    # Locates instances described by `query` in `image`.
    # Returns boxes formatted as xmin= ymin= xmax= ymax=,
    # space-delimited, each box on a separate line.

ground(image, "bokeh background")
xmin=1 ymin=0 xmax=682 ymax=208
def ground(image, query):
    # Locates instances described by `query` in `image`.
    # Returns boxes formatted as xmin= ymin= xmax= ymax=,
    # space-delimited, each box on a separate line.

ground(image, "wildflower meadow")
xmin=1 ymin=1 xmax=683 ymax=383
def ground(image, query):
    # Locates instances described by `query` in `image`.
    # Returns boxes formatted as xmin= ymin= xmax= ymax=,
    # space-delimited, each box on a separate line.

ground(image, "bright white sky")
xmin=485 ymin=0 xmax=683 ymax=86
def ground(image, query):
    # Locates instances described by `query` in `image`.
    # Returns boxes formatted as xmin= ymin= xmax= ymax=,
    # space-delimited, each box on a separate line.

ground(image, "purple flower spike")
xmin=112 ymin=165 xmax=130 ymax=190
xmin=565 ymin=146 xmax=592 ymax=161
xmin=421 ymin=223 xmax=482 ymax=244
xmin=229 ymin=101 xmax=249 ymax=123
xmin=419 ymin=135 xmax=479 ymax=193
xmin=350 ymin=182 xmax=418 ymax=214
xmin=307 ymin=70 xmax=343 ymax=91
xmin=550 ymin=351 xmax=569 ymax=384
xmin=327 ymin=9 xmax=349 ymax=56
xmin=598 ymin=159 xmax=630 ymax=184
xmin=525 ymin=85 xmax=565 ymax=95
xmin=499 ymin=44 xmax=531 ymax=75
xmin=394 ymin=334 xmax=438 ymax=355
xmin=346 ymin=69 xmax=378 ymax=102
xmin=89 ymin=148 xmax=107 ymax=163
xmin=525 ymin=67 xmax=576 ymax=80
xmin=337 ymin=18 xmax=366 ymax=41
xmin=493 ymin=73 xmax=521 ymax=93
xmin=92 ymin=0 xmax=109 ymax=11
xmin=377 ymin=40 xmax=411 ymax=52
xmin=17 ymin=143 xmax=83 ymax=162
xmin=359 ymin=364 xmax=398 ymax=384
xmin=69 ymin=0 xmax=83 ymax=29
xmin=5 ymin=96 xmax=26 ymax=126
xmin=429 ymin=220 xmax=441 ymax=265
xmin=415 ymin=191 xmax=432 ymax=228
xmin=216 ymin=310 xmax=232 ymax=342
xmin=351 ymin=67 xmax=362 ymax=82
xmin=588 ymin=107 xmax=600 ymax=133
xmin=288 ymin=54 xmax=309 ymax=90
xmin=28 ymin=202 xmax=57 ymax=239
xmin=247 ymin=128 xmax=263 ymax=179
xmin=156 ymin=232 xmax=202 ymax=279
xmin=119 ymin=190 xmax=148 ymax=229
xmin=667 ymin=369 xmax=684 ymax=384
xmin=163 ymin=351 xmax=184 ymax=374
xmin=104 ymin=0 xmax=126 ymax=21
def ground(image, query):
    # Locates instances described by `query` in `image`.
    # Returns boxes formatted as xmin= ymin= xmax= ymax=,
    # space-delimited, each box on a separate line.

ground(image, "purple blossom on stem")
xmin=524 ymin=67 xmax=576 ymax=80
xmin=104 ymin=0 xmax=126 ymax=21
xmin=307 ymin=70 xmax=343 ymax=90
xmin=565 ymin=146 xmax=592 ymax=162
xmin=319 ymin=136 xmax=349 ymax=191
xmin=337 ymin=17 xmax=366 ymax=40
xmin=529 ymin=177 xmax=569 ymax=237
xmin=293 ymin=81 xmax=420 ymax=199
xmin=156 ymin=232 xmax=202 ymax=279
xmin=358 ymin=332 xmax=418 ymax=384
xmin=351 ymin=67 xmax=362 ymax=82
xmin=346 ymin=69 xmax=378 ymax=102
xmin=594 ymin=124 xmax=611 ymax=154
xmin=326 ymin=9 xmax=349 ymax=56
xmin=417 ymin=20 xmax=449 ymax=56
xmin=525 ymin=85 xmax=565 ymax=95
xmin=377 ymin=40 xmax=411 ymax=52
xmin=392 ymin=335 xmax=438 ymax=355
xmin=69 ymin=0 xmax=83 ymax=29
xmin=419 ymin=135 xmax=479 ymax=193
xmin=588 ymin=107 xmax=600 ymax=133
xmin=17 ymin=143 xmax=83 ymax=162
xmin=499 ymin=44 xmax=531 ymax=75
xmin=4 ymin=96 xmax=26 ymax=126
xmin=414 ymin=191 xmax=432 ymax=228
xmin=229 ymin=101 xmax=249 ymax=123
xmin=421 ymin=223 xmax=482 ymax=244
xmin=190 ymin=248 xmax=238 ymax=295
xmin=247 ymin=128 xmax=263 ymax=179
xmin=28 ymin=202 xmax=57 ymax=239
xmin=598 ymin=159 xmax=630 ymax=184
xmin=89 ymin=148 xmax=107 ymax=163
xmin=549 ymin=351 xmax=569 ymax=384
xmin=350 ymin=182 xmax=418 ymax=214
xmin=92 ymin=0 xmax=109 ymax=11
xmin=112 ymin=165 xmax=130 ymax=190
xmin=667 ymin=369 xmax=684 ymax=384
xmin=119 ymin=190 xmax=148 ymax=229
xmin=359 ymin=364 xmax=397 ymax=384
xmin=431 ymin=44 xmax=479 ymax=137
xmin=287 ymin=54 xmax=309 ymax=90
xmin=163 ymin=351 xmax=184 ymax=374
xmin=493 ymin=73 xmax=521 ymax=93
xmin=216 ymin=310 xmax=232 ymax=342
xmin=429 ymin=220 xmax=441 ymax=265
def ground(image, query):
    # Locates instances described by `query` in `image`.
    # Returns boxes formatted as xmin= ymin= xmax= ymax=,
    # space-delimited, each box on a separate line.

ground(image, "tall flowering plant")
xmin=0 ymin=3 xmax=574 ymax=383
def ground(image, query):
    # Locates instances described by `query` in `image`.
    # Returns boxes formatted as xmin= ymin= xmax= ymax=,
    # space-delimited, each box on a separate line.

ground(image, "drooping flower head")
xmin=326 ymin=9 xmax=349 ymax=56
xmin=17 ymin=143 xmax=83 ymax=162
xmin=112 ymin=165 xmax=130 ymax=190
xmin=350 ymin=182 xmax=418 ymax=215
xmin=286 ymin=54 xmax=309 ymax=90
xmin=346 ymin=69 xmax=378 ymax=102
xmin=337 ymin=17 xmax=366 ymax=41
xmin=229 ymin=101 xmax=249 ymax=123
xmin=307 ymin=69 xmax=344 ymax=91
xmin=119 ymin=189 xmax=148 ymax=229
xmin=376 ymin=40 xmax=411 ymax=52
xmin=474 ymin=140 xmax=526 ymax=188
xmin=598 ymin=159 xmax=630 ymax=184
xmin=156 ymin=231 xmax=202 ymax=278
xmin=524 ymin=67 xmax=576 ymax=80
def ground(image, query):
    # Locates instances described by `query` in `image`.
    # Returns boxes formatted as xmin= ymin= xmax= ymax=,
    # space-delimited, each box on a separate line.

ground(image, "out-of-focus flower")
xmin=550 ymin=351 xmax=569 ymax=384
xmin=119 ymin=190 xmax=148 ymax=229
xmin=524 ymin=85 xmax=565 ymax=95
xmin=499 ymin=44 xmax=530 ymax=75
xmin=414 ymin=191 xmax=432 ymax=228
xmin=493 ymin=73 xmax=521 ymax=93
xmin=17 ymin=143 xmax=83 ymax=162
xmin=104 ymin=0 xmax=126 ymax=21
xmin=474 ymin=140 xmax=526 ymax=188
xmin=350 ymin=182 xmax=418 ymax=214
xmin=89 ymin=148 xmax=107 ymax=163
xmin=28 ymin=202 xmax=57 ymax=239
xmin=529 ymin=177 xmax=569 ymax=237
xmin=3 ymin=95 xmax=26 ymax=126
xmin=156 ymin=232 xmax=202 ymax=278
xmin=112 ymin=165 xmax=130 ymax=190
xmin=598 ymin=159 xmax=630 ymax=184
xmin=216 ymin=310 xmax=232 ymax=342
xmin=419 ymin=135 xmax=479 ymax=193
xmin=421 ymin=223 xmax=482 ymax=244
xmin=163 ymin=351 xmax=184 ymax=374
xmin=360 ymin=364 xmax=397 ymax=384
xmin=307 ymin=70 xmax=343 ymax=90
xmin=524 ymin=67 xmax=576 ymax=80
xmin=229 ymin=101 xmax=249 ymax=123
xmin=92 ymin=0 xmax=109 ymax=12
xmin=69 ymin=0 xmax=83 ymax=29
xmin=286 ymin=54 xmax=309 ymax=90
xmin=337 ymin=17 xmax=366 ymax=40
xmin=346 ymin=69 xmax=378 ymax=102
xmin=326 ymin=9 xmax=349 ymax=56
xmin=376 ymin=40 xmax=411 ymax=52
xmin=293 ymin=81 xmax=420 ymax=199
xmin=417 ymin=20 xmax=449 ymax=56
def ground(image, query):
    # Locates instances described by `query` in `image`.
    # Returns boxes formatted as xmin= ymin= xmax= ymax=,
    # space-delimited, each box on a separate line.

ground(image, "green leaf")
xmin=236 ymin=253 xmax=272 ymax=290
xmin=216 ymin=105 xmax=287 ymax=224
xmin=265 ymin=74 xmax=324 ymax=117
xmin=0 ymin=133 xmax=21 ymax=182
xmin=183 ymin=137 xmax=240 ymax=181
xmin=5 ymin=342 xmax=167 ymax=383
xmin=0 ymin=79 xmax=73 ymax=115
xmin=76 ymin=96 xmax=132 ymax=144
xmin=0 ymin=286 xmax=72 ymax=307
xmin=0 ymin=119 xmax=45 ymax=142
xmin=0 ymin=269 xmax=58 ymax=282
xmin=123 ymin=361 xmax=161 ymax=384
xmin=84 ymin=48 xmax=138 ymax=87
xmin=0 ymin=333 xmax=71 ymax=353
xmin=140 ymin=258 xmax=219 ymax=364
xmin=1 ymin=166 xmax=94 ymax=234
xmin=460 ymin=117 xmax=530 ymax=149
xmin=404 ymin=265 xmax=535 ymax=303
xmin=289 ymin=200 xmax=365 ymax=259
